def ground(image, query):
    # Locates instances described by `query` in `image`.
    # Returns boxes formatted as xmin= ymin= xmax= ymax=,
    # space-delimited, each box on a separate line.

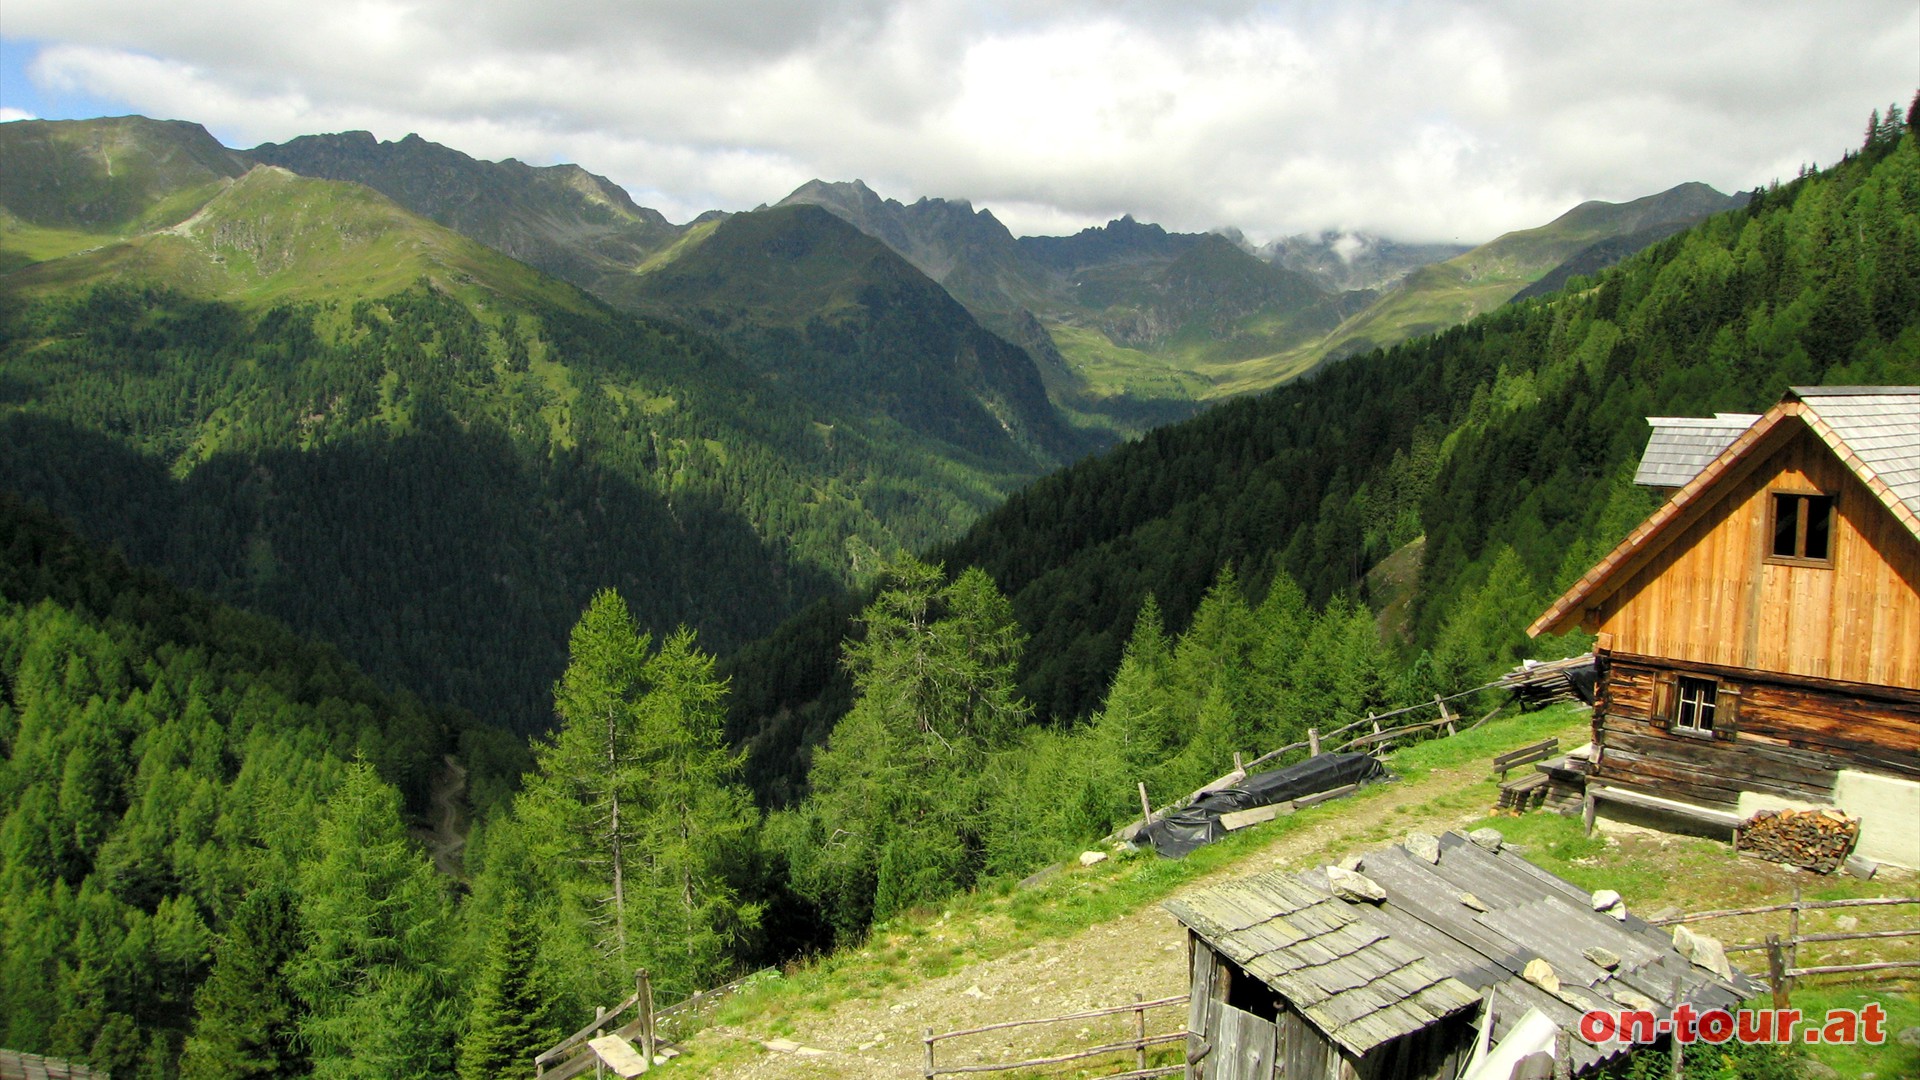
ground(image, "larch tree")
xmin=290 ymin=759 xmax=458 ymax=1080
xmin=516 ymin=591 xmax=759 ymax=1001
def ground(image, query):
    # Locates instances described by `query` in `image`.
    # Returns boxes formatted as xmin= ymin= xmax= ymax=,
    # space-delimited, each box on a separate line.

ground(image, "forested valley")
xmin=3 ymin=104 xmax=1919 ymax=1078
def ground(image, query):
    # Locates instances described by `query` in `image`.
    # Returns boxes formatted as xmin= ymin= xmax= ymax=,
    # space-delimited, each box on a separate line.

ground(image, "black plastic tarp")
xmin=1139 ymin=752 xmax=1390 ymax=858
xmin=1562 ymin=658 xmax=1601 ymax=706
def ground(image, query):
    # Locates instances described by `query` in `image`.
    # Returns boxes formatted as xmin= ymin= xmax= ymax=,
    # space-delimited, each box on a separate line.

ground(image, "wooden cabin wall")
xmin=1590 ymin=426 xmax=1920 ymax=689
xmin=1594 ymin=655 xmax=1920 ymax=809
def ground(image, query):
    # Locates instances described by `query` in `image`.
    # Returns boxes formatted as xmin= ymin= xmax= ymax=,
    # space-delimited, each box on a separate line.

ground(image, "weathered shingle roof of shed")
xmin=1166 ymin=832 xmax=1762 ymax=1073
xmin=1163 ymin=869 xmax=1481 ymax=1056
xmin=1632 ymin=414 xmax=1761 ymax=487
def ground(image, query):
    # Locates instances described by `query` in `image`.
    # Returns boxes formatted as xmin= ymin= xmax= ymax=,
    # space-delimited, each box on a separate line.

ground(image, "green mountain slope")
xmin=625 ymin=203 xmax=1086 ymax=467
xmin=1259 ymin=182 xmax=1752 ymax=383
xmin=0 ymin=115 xmax=250 ymax=271
xmin=0 ymin=118 xmax=1083 ymax=733
xmin=248 ymin=129 xmax=683 ymax=291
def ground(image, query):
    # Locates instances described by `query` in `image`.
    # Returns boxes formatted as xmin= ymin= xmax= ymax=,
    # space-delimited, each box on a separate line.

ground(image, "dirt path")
xmin=693 ymin=754 xmax=1506 ymax=1079
xmin=422 ymin=753 xmax=468 ymax=878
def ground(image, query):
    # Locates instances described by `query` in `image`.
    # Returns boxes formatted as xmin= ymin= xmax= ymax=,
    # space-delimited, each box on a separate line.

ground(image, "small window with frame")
xmin=1651 ymin=670 xmax=1741 ymax=740
xmin=1768 ymin=491 xmax=1834 ymax=566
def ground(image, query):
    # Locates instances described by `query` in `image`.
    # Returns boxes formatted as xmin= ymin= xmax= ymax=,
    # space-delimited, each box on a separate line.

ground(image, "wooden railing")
xmin=1647 ymin=889 xmax=1920 ymax=1005
xmin=922 ymin=994 xmax=1189 ymax=1079
xmin=535 ymin=969 xmax=658 ymax=1080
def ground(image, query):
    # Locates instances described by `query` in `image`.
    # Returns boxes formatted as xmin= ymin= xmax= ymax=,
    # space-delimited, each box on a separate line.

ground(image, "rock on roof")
xmin=1165 ymin=832 xmax=1762 ymax=1074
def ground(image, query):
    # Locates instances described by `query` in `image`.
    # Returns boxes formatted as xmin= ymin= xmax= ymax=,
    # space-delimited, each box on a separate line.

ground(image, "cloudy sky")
xmin=2 ymin=1 xmax=1916 ymax=243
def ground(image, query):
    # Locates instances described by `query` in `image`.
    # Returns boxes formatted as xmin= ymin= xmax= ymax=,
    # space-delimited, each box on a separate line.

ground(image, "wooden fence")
xmin=535 ymin=969 xmax=658 ymax=1080
xmin=1124 ymin=684 xmax=1510 ymax=841
xmin=922 ymin=994 xmax=1190 ymax=1079
xmin=534 ymin=968 xmax=772 ymax=1078
xmin=1647 ymin=889 xmax=1920 ymax=1005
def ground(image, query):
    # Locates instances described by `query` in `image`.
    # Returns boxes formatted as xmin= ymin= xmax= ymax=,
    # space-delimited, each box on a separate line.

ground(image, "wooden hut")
xmin=1529 ymin=386 xmax=1920 ymax=868
xmin=1164 ymin=832 xmax=1758 ymax=1079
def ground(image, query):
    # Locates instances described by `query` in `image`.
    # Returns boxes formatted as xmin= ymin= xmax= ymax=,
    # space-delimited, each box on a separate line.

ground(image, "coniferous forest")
xmin=2 ymin=104 xmax=1919 ymax=1077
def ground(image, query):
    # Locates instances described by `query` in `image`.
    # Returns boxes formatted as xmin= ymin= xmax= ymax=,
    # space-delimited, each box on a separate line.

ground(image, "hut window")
xmin=1653 ymin=671 xmax=1741 ymax=739
xmin=1673 ymin=676 xmax=1718 ymax=733
xmin=1768 ymin=492 xmax=1834 ymax=565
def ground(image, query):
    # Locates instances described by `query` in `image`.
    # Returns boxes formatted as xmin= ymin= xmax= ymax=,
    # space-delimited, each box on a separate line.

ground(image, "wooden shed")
xmin=1164 ymin=832 xmax=1759 ymax=1079
xmin=1530 ymin=386 xmax=1920 ymax=867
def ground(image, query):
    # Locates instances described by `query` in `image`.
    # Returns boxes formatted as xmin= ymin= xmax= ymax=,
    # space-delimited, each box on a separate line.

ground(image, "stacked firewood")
xmin=1734 ymin=807 xmax=1860 ymax=873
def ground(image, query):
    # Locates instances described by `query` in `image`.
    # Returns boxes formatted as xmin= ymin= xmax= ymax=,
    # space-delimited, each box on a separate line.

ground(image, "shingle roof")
xmin=1165 ymin=833 xmax=1761 ymax=1072
xmin=0 ymin=1049 xmax=109 ymax=1080
xmin=1633 ymin=414 xmax=1762 ymax=487
xmin=1532 ymin=386 xmax=1920 ymax=638
xmin=1788 ymin=386 xmax=1920 ymax=529
xmin=1163 ymin=865 xmax=1481 ymax=1056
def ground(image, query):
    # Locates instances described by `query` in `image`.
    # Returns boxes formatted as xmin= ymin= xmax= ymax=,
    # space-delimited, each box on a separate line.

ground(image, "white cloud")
xmin=6 ymin=0 xmax=1917 ymax=241
xmin=0 ymin=108 xmax=38 ymax=122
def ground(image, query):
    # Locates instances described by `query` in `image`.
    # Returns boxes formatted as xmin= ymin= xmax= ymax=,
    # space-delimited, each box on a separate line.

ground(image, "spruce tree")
xmin=457 ymin=892 xmax=561 ymax=1080
xmin=179 ymin=884 xmax=308 ymax=1080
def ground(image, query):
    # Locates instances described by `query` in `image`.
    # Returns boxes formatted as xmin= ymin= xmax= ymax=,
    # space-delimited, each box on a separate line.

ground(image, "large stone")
xmin=1583 ymin=946 xmax=1621 ymax=970
xmin=1522 ymin=958 xmax=1560 ymax=993
xmin=1591 ymin=889 xmax=1622 ymax=913
xmin=1406 ymin=832 xmax=1441 ymax=863
xmin=1078 ymin=850 xmax=1108 ymax=867
xmin=1327 ymin=865 xmax=1387 ymax=903
xmin=1459 ymin=892 xmax=1489 ymax=912
xmin=1897 ymin=1025 xmax=1920 ymax=1048
xmin=1672 ymin=925 xmax=1734 ymax=981
xmin=1468 ymin=828 xmax=1505 ymax=851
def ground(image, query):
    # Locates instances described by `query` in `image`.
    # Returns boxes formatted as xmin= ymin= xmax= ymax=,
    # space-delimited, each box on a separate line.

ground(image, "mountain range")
xmin=0 ymin=112 xmax=1751 ymax=735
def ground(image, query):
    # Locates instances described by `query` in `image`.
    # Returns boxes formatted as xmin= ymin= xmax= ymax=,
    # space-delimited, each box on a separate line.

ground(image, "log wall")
xmin=1593 ymin=654 xmax=1920 ymax=809
xmin=1588 ymin=425 xmax=1920 ymax=689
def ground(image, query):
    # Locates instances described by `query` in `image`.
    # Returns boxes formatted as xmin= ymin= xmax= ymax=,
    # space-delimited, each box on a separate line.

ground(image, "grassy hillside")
xmin=671 ymin=705 xmax=1917 ymax=1079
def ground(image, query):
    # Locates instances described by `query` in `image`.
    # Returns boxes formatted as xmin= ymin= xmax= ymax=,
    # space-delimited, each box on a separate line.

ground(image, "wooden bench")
xmin=1491 ymin=738 xmax=1560 ymax=780
xmin=1581 ymin=784 xmax=1745 ymax=838
xmin=1497 ymin=771 xmax=1550 ymax=811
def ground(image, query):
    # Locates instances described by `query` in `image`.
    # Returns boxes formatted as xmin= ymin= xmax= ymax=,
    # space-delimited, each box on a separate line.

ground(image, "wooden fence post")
xmin=924 ymin=1026 xmax=936 ymax=1079
xmin=1668 ymin=977 xmax=1684 ymax=1080
xmin=1308 ymin=727 xmax=1320 ymax=757
xmin=1552 ymin=1027 xmax=1571 ymax=1080
xmin=1437 ymin=694 xmax=1456 ymax=736
xmin=1767 ymin=935 xmax=1790 ymax=1009
xmin=594 ymin=1006 xmax=607 ymax=1080
xmin=636 ymin=969 xmax=656 ymax=1068
xmin=1134 ymin=992 xmax=1148 ymax=1073
xmin=1788 ymin=884 xmax=1801 ymax=973
xmin=1138 ymin=782 xmax=1152 ymax=830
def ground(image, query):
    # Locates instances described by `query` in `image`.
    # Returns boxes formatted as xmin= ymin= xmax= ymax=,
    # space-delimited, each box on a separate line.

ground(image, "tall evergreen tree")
xmin=179 ymin=884 xmax=309 ymax=1080
xmin=516 ymin=592 xmax=759 ymax=1000
xmin=291 ymin=760 xmax=458 ymax=1080
xmin=517 ymin=589 xmax=651 ymax=968
xmin=456 ymin=891 xmax=562 ymax=1080
xmin=786 ymin=558 xmax=1029 ymax=935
